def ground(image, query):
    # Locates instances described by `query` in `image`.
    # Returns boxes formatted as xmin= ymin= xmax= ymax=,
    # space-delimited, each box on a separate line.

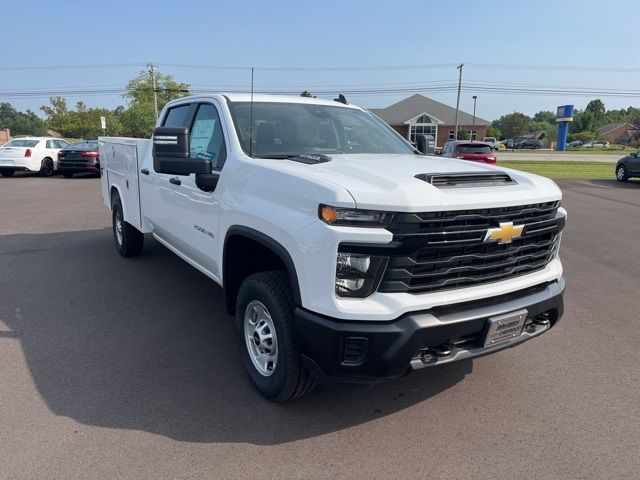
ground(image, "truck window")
xmin=190 ymin=104 xmax=226 ymax=168
xmin=163 ymin=104 xmax=193 ymax=128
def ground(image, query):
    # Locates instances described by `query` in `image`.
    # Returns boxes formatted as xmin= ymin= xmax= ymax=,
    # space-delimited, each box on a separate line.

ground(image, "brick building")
xmin=369 ymin=94 xmax=490 ymax=147
xmin=0 ymin=129 xmax=10 ymax=145
xmin=598 ymin=123 xmax=639 ymax=145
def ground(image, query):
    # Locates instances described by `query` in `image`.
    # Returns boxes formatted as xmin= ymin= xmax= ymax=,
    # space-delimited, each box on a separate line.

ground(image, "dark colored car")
xmin=57 ymin=140 xmax=100 ymax=177
xmin=516 ymin=139 xmax=543 ymax=149
xmin=440 ymin=141 xmax=497 ymax=165
xmin=615 ymin=149 xmax=640 ymax=182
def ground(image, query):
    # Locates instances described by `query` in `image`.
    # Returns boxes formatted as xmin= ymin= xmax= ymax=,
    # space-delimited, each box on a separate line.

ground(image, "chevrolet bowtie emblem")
xmin=484 ymin=222 xmax=524 ymax=244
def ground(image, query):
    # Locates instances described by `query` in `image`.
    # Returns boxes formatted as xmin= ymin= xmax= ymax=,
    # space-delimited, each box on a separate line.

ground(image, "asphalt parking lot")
xmin=1 ymin=174 xmax=639 ymax=479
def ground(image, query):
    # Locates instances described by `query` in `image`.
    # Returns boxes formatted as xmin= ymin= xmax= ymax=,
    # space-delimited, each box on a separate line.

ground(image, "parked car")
xmin=516 ymin=139 xmax=543 ymax=149
xmin=100 ymin=94 xmax=565 ymax=401
xmin=0 ymin=137 xmax=69 ymax=177
xmin=500 ymin=138 xmax=516 ymax=149
xmin=440 ymin=141 xmax=497 ymax=164
xmin=615 ymin=149 xmax=640 ymax=182
xmin=482 ymin=137 xmax=499 ymax=150
xmin=583 ymin=141 xmax=609 ymax=148
xmin=567 ymin=140 xmax=583 ymax=148
xmin=57 ymin=140 xmax=100 ymax=178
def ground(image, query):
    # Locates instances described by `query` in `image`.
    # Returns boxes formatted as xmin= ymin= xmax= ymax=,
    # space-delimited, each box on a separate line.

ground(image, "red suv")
xmin=440 ymin=141 xmax=497 ymax=165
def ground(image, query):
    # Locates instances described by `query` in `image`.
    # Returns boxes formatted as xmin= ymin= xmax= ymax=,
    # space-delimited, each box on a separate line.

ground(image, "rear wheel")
xmin=38 ymin=158 xmax=54 ymax=177
xmin=111 ymin=196 xmax=144 ymax=257
xmin=0 ymin=170 xmax=15 ymax=177
xmin=236 ymin=271 xmax=315 ymax=401
xmin=616 ymin=164 xmax=628 ymax=182
xmin=62 ymin=172 xmax=74 ymax=178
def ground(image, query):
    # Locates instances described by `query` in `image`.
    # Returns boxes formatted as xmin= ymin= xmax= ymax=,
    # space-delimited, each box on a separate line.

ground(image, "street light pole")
xmin=454 ymin=64 xmax=464 ymax=140
xmin=472 ymin=95 xmax=477 ymax=140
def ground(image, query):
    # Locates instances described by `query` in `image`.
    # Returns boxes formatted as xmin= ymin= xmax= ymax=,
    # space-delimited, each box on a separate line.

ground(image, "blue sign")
xmin=556 ymin=104 xmax=574 ymax=151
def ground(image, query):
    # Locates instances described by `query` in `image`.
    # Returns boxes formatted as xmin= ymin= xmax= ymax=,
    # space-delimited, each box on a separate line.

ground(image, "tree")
xmin=457 ymin=130 xmax=470 ymax=140
xmin=119 ymin=68 xmax=190 ymax=137
xmin=123 ymin=69 xmax=189 ymax=109
xmin=533 ymin=110 xmax=556 ymax=124
xmin=492 ymin=112 xmax=531 ymax=139
xmin=486 ymin=125 xmax=501 ymax=139
xmin=40 ymin=97 xmax=122 ymax=138
xmin=300 ymin=91 xmax=316 ymax=98
xmin=585 ymin=99 xmax=605 ymax=119
xmin=0 ymin=103 xmax=48 ymax=136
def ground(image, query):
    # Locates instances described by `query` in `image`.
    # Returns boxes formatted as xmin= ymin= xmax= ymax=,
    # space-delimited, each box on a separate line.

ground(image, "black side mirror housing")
xmin=195 ymin=172 xmax=220 ymax=192
xmin=152 ymin=126 xmax=212 ymax=176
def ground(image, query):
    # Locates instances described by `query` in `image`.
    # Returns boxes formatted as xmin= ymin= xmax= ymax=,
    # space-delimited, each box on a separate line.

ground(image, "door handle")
xmin=169 ymin=177 xmax=181 ymax=186
xmin=140 ymin=168 xmax=149 ymax=175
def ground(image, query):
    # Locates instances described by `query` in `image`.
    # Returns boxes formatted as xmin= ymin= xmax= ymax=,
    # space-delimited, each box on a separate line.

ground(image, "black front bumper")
xmin=294 ymin=278 xmax=564 ymax=384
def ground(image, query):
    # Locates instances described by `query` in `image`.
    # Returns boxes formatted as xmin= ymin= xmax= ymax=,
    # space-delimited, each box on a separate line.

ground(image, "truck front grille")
xmin=378 ymin=201 xmax=563 ymax=294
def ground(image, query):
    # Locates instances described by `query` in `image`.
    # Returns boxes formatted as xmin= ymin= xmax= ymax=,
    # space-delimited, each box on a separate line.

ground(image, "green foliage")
xmin=585 ymin=99 xmax=605 ymax=118
xmin=118 ymin=102 xmax=157 ymax=138
xmin=124 ymin=69 xmax=190 ymax=109
xmin=0 ymin=102 xmax=48 ymax=136
xmin=569 ymin=131 xmax=597 ymax=143
xmin=533 ymin=110 xmax=556 ymax=124
xmin=40 ymin=97 xmax=122 ymax=138
xmin=486 ymin=125 xmax=501 ymax=138
xmin=456 ymin=130 xmax=470 ymax=140
xmin=492 ymin=112 xmax=531 ymax=139
xmin=300 ymin=91 xmax=316 ymax=98
xmin=527 ymin=120 xmax=557 ymax=141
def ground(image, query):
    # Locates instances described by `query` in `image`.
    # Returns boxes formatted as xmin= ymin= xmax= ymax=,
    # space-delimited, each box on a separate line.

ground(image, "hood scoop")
xmin=415 ymin=171 xmax=517 ymax=189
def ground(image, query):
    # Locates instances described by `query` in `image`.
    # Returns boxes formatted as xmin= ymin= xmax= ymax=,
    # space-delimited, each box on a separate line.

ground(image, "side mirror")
xmin=195 ymin=172 xmax=220 ymax=192
xmin=152 ymin=126 xmax=212 ymax=175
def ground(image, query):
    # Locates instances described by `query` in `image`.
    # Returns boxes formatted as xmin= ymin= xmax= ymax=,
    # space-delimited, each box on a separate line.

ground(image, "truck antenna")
xmin=249 ymin=67 xmax=254 ymax=157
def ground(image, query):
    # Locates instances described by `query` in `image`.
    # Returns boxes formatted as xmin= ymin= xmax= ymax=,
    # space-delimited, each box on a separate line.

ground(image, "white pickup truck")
xmin=100 ymin=94 xmax=566 ymax=401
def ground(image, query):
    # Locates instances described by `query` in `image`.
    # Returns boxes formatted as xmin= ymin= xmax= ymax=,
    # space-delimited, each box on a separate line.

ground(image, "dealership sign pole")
xmin=555 ymin=105 xmax=574 ymax=151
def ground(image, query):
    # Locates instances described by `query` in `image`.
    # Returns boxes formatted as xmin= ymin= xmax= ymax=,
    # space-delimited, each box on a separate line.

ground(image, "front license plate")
xmin=484 ymin=309 xmax=528 ymax=347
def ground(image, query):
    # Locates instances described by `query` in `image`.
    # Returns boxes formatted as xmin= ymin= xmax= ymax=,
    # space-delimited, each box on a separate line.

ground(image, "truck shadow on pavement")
xmin=0 ymin=229 xmax=471 ymax=445
xmin=589 ymin=179 xmax=640 ymax=189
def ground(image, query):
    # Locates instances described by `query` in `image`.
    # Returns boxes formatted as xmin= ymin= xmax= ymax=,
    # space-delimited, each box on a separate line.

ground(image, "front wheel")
xmin=235 ymin=271 xmax=315 ymax=401
xmin=112 ymin=196 xmax=144 ymax=257
xmin=616 ymin=164 xmax=628 ymax=182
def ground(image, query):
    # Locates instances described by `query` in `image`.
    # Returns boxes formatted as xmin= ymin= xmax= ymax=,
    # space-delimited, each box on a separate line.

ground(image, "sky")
xmin=2 ymin=0 xmax=639 ymax=121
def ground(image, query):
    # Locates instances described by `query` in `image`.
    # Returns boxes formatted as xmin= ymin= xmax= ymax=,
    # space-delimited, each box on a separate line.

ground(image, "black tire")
xmin=616 ymin=164 xmax=628 ymax=182
xmin=38 ymin=158 xmax=54 ymax=177
xmin=111 ymin=196 xmax=144 ymax=257
xmin=62 ymin=172 xmax=74 ymax=178
xmin=235 ymin=271 xmax=315 ymax=401
xmin=0 ymin=170 xmax=15 ymax=177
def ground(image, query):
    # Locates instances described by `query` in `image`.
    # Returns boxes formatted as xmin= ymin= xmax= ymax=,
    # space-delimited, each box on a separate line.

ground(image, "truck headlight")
xmin=336 ymin=252 xmax=388 ymax=297
xmin=319 ymin=204 xmax=393 ymax=227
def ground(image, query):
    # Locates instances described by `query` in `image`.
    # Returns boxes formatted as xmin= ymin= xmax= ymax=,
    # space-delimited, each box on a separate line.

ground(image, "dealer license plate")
xmin=484 ymin=309 xmax=528 ymax=347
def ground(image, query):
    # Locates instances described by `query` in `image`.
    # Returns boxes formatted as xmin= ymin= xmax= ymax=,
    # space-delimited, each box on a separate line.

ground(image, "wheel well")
xmin=110 ymin=186 xmax=120 ymax=207
xmin=223 ymin=232 xmax=300 ymax=315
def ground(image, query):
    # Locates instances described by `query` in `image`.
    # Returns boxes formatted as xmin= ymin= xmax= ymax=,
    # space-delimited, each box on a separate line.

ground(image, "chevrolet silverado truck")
xmin=100 ymin=94 xmax=566 ymax=401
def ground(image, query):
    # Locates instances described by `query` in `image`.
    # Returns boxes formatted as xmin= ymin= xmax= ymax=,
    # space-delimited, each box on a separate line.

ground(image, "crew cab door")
xmin=629 ymin=150 xmax=640 ymax=174
xmin=168 ymin=102 xmax=226 ymax=278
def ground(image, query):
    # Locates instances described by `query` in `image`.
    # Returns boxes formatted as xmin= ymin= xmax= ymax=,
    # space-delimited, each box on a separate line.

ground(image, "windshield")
xmin=228 ymin=102 xmax=413 ymax=157
xmin=4 ymin=139 xmax=39 ymax=148
xmin=456 ymin=144 xmax=492 ymax=154
xmin=66 ymin=141 xmax=98 ymax=151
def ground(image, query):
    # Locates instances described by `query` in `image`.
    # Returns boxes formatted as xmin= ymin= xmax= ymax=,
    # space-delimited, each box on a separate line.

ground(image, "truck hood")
xmin=280 ymin=154 xmax=561 ymax=211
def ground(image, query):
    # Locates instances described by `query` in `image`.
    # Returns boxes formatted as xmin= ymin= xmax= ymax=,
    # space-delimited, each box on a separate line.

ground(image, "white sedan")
xmin=0 ymin=137 xmax=70 ymax=177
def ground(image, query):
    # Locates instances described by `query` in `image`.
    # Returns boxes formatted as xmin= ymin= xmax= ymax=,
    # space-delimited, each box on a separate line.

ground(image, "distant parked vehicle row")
xmin=0 ymin=137 xmax=69 ymax=177
xmin=57 ymin=140 xmax=100 ymax=178
xmin=582 ymin=141 xmax=609 ymax=148
xmin=482 ymin=137 xmax=499 ymax=150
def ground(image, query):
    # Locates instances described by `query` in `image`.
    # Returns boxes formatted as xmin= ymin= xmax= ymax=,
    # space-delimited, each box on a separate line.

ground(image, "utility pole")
xmin=147 ymin=63 xmax=159 ymax=119
xmin=454 ymin=63 xmax=463 ymax=140
xmin=472 ymin=95 xmax=477 ymax=139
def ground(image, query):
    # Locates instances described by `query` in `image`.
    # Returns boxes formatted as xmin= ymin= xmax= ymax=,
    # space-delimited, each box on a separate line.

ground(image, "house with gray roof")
xmin=369 ymin=94 xmax=491 ymax=147
xmin=598 ymin=122 xmax=638 ymax=145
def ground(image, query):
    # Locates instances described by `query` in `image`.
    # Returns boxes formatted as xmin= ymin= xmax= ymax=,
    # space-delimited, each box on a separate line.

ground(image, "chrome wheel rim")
xmin=617 ymin=167 xmax=625 ymax=180
xmin=244 ymin=300 xmax=278 ymax=377
xmin=115 ymin=211 xmax=123 ymax=246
